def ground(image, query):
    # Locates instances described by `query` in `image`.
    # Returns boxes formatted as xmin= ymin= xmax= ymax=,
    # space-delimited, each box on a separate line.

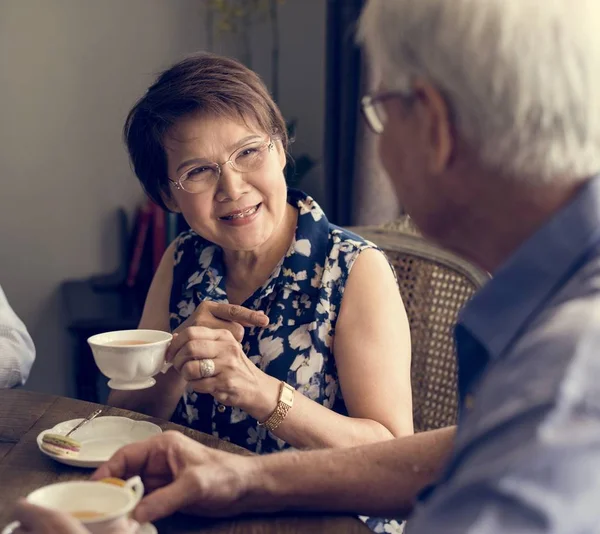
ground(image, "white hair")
xmin=357 ymin=0 xmax=600 ymax=182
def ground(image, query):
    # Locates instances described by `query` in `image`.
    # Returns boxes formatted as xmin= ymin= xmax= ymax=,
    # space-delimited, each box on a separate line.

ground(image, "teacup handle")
xmin=124 ymin=475 xmax=144 ymax=504
xmin=1 ymin=521 xmax=20 ymax=534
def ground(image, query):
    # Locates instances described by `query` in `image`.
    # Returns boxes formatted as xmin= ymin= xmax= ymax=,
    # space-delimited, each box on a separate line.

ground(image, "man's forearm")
xmin=245 ymin=426 xmax=456 ymax=518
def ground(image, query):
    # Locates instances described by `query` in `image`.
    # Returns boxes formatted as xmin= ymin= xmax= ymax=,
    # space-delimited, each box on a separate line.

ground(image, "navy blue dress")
xmin=169 ymin=189 xmax=404 ymax=533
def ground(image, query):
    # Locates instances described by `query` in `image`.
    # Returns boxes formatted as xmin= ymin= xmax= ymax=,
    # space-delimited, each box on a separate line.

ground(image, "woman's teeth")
xmin=221 ymin=204 xmax=260 ymax=220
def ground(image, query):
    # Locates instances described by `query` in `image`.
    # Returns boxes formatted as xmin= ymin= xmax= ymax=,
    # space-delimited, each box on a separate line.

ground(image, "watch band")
xmin=258 ymin=381 xmax=295 ymax=432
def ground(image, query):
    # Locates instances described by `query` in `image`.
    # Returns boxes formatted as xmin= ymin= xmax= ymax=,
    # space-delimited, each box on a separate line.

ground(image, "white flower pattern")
xmin=168 ymin=190 xmax=398 ymax=533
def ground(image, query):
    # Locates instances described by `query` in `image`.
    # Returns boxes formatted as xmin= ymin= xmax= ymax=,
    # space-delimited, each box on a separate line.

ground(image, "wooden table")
xmin=0 ymin=389 xmax=370 ymax=533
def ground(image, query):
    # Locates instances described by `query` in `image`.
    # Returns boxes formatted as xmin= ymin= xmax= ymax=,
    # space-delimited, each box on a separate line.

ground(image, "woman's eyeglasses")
xmin=170 ymin=139 xmax=275 ymax=194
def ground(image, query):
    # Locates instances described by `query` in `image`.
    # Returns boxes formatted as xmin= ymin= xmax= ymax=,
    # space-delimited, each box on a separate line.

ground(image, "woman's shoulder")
xmin=324 ymin=226 xmax=383 ymax=279
xmin=290 ymin=189 xmax=380 ymax=261
xmin=328 ymin=224 xmax=378 ymax=252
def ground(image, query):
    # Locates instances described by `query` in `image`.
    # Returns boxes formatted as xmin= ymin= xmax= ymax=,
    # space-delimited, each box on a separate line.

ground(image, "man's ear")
xmin=413 ymin=78 xmax=454 ymax=174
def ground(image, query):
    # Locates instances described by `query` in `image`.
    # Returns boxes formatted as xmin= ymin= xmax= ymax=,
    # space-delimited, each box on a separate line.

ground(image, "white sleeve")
xmin=0 ymin=285 xmax=36 ymax=388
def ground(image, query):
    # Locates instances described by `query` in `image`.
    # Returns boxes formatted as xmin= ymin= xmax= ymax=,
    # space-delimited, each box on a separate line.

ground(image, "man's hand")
xmin=91 ymin=431 xmax=257 ymax=524
xmin=91 ymin=428 xmax=457 ymax=524
xmin=10 ymin=500 xmax=89 ymax=534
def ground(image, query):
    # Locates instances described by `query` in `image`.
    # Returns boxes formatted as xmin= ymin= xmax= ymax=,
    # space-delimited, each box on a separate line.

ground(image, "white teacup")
xmin=88 ymin=329 xmax=173 ymax=390
xmin=2 ymin=476 xmax=144 ymax=534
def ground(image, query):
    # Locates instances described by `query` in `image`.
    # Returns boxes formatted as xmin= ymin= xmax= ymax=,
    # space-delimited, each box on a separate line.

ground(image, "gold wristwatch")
xmin=258 ymin=381 xmax=295 ymax=432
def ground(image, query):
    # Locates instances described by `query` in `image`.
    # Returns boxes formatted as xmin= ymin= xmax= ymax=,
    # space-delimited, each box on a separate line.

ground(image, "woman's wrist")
xmin=242 ymin=373 xmax=280 ymax=422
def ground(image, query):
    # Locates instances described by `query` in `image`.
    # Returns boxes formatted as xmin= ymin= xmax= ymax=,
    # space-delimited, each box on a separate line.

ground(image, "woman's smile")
xmin=218 ymin=202 xmax=262 ymax=226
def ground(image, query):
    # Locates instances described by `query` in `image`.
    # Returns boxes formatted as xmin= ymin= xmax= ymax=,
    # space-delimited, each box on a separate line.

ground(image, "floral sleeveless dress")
xmin=169 ymin=189 xmax=404 ymax=534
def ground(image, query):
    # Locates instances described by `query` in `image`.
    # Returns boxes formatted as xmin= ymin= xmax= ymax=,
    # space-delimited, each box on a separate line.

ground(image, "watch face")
xmin=280 ymin=383 xmax=295 ymax=407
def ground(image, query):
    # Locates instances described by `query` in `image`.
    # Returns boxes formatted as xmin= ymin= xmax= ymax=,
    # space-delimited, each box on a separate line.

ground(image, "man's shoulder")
xmin=555 ymin=248 xmax=600 ymax=301
xmin=525 ymin=251 xmax=600 ymax=401
xmin=459 ymin=252 xmax=600 ymax=445
xmin=422 ymin=251 xmax=600 ymax=534
xmin=508 ymin=247 xmax=600 ymax=349
xmin=530 ymin=250 xmax=600 ymax=352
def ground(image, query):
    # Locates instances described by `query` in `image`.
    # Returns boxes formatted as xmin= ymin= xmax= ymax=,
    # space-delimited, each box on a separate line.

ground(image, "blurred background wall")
xmin=0 ymin=0 xmax=326 ymax=396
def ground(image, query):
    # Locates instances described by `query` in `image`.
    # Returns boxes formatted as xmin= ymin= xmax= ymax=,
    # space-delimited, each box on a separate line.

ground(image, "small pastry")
xmin=41 ymin=433 xmax=82 ymax=457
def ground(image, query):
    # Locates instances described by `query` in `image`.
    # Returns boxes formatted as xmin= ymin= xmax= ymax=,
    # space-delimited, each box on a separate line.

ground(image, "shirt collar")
xmin=459 ymin=175 xmax=600 ymax=361
xmin=187 ymin=189 xmax=329 ymax=303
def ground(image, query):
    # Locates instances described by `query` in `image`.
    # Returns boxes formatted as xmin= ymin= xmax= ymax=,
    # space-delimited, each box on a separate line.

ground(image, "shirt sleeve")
xmin=0 ymin=285 xmax=36 ymax=388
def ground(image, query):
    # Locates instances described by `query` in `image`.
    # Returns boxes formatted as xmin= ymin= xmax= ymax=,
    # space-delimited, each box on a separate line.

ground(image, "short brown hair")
xmin=124 ymin=52 xmax=288 ymax=210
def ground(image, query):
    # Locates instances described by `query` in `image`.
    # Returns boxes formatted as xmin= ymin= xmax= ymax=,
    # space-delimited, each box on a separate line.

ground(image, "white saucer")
xmin=138 ymin=523 xmax=157 ymax=534
xmin=37 ymin=416 xmax=162 ymax=468
xmin=108 ymin=377 xmax=156 ymax=390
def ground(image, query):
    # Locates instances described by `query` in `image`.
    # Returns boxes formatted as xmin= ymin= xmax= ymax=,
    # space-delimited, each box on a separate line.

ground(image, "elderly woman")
xmin=109 ymin=53 xmax=412 ymax=454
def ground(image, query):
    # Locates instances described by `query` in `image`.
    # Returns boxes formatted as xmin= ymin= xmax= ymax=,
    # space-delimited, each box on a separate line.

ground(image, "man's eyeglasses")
xmin=169 ymin=139 xmax=275 ymax=194
xmin=361 ymin=91 xmax=414 ymax=134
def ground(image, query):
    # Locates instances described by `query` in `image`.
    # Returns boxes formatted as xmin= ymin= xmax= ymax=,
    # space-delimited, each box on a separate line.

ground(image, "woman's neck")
xmin=223 ymin=203 xmax=298 ymax=305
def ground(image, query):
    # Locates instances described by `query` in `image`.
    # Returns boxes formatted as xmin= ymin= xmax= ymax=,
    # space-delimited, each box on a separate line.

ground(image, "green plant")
xmin=203 ymin=0 xmax=284 ymax=100
xmin=203 ymin=0 xmax=316 ymax=185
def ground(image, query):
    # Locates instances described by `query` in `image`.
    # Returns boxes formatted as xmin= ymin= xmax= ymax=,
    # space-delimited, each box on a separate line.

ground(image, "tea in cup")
xmin=2 ymin=476 xmax=144 ymax=534
xmin=88 ymin=329 xmax=173 ymax=390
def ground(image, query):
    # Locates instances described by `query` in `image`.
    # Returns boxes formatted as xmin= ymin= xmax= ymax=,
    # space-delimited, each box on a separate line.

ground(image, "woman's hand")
xmin=165 ymin=326 xmax=279 ymax=421
xmin=177 ymin=301 xmax=269 ymax=342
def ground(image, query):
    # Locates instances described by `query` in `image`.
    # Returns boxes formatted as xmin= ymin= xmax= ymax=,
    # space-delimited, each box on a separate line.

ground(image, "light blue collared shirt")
xmin=408 ymin=176 xmax=600 ymax=533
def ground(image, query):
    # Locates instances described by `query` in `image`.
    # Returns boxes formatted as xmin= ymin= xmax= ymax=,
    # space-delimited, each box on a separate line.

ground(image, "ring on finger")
xmin=199 ymin=359 xmax=216 ymax=378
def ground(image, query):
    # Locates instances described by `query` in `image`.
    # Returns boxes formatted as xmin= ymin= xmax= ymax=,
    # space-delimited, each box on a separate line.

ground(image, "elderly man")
xmin=13 ymin=0 xmax=600 ymax=532
xmin=0 ymin=284 xmax=35 ymax=389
